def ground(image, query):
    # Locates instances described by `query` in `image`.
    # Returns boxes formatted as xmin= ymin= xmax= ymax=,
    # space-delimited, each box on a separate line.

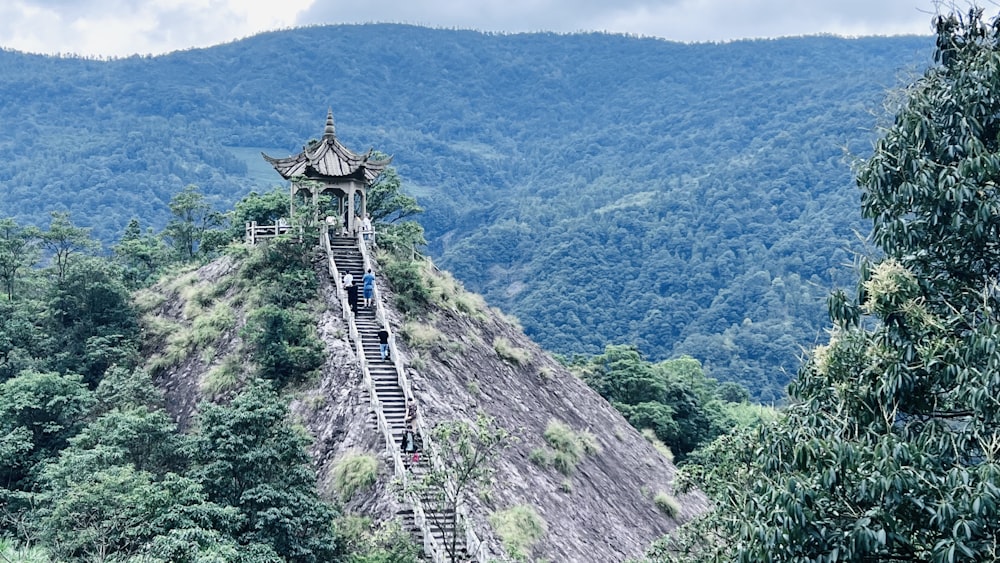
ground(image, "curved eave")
xmin=262 ymin=143 xmax=394 ymax=184
xmin=261 ymin=151 xmax=308 ymax=179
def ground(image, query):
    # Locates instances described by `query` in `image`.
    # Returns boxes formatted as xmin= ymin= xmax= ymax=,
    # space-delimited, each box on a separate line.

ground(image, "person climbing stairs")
xmin=326 ymin=234 xmax=472 ymax=561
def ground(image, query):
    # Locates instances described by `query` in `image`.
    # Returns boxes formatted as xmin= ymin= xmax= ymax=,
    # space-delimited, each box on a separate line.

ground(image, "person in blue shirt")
xmin=362 ymin=268 xmax=376 ymax=308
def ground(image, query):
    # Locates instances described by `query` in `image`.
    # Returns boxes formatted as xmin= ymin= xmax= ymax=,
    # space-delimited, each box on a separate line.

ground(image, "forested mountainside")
xmin=0 ymin=26 xmax=934 ymax=399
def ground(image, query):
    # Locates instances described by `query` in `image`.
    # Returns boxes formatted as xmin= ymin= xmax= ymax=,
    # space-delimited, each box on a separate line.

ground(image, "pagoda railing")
xmin=245 ymin=220 xmax=300 ymax=244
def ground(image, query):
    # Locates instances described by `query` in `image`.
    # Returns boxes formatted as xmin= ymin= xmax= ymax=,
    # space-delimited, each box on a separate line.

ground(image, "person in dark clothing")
xmin=377 ymin=328 xmax=390 ymax=360
xmin=400 ymin=426 xmax=422 ymax=469
xmin=405 ymin=400 xmax=418 ymax=426
xmin=346 ymin=282 xmax=359 ymax=314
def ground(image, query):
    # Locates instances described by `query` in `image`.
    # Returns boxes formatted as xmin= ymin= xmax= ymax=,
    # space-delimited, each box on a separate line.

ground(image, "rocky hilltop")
xmin=142 ymin=246 xmax=707 ymax=562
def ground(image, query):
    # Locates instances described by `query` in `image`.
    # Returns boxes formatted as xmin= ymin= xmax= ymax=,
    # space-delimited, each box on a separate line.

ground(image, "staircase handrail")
xmin=330 ymin=228 xmax=447 ymax=563
xmin=356 ymin=230 xmax=414 ymax=402
xmin=321 ymin=225 xmax=353 ymax=334
xmin=356 ymin=230 xmax=491 ymax=563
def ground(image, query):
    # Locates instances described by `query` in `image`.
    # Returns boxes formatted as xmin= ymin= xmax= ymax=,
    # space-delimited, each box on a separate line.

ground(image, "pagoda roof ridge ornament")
xmin=324 ymin=108 xmax=335 ymax=139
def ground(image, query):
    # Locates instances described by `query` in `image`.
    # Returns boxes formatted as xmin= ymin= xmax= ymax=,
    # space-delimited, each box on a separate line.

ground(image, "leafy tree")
xmin=36 ymin=464 xmax=237 ymax=562
xmin=653 ymin=10 xmax=1000 ymax=561
xmin=377 ymin=220 xmax=427 ymax=259
xmin=113 ymin=218 xmax=170 ymax=288
xmin=33 ymin=405 xmax=241 ymax=562
xmin=0 ymin=371 xmax=94 ymax=490
xmin=189 ymin=383 xmax=340 ymax=562
xmin=405 ymin=415 xmax=512 ymax=562
xmin=41 ymin=211 xmax=98 ymax=283
xmin=92 ymin=365 xmax=164 ymax=415
xmin=366 ymin=165 xmax=422 ymax=225
xmin=45 ymin=257 xmax=139 ymax=385
xmin=0 ymin=218 xmax=40 ymax=300
xmin=578 ymin=345 xmax=666 ymax=406
xmin=365 ymin=163 xmax=427 ymax=264
xmin=242 ymin=304 xmax=324 ymax=385
xmin=0 ymin=299 xmax=42 ymax=381
xmin=336 ymin=516 xmax=421 ymax=563
xmin=571 ymin=345 xmax=735 ymax=460
xmin=164 ymin=185 xmax=224 ymax=261
xmin=55 ymin=406 xmax=189 ymax=476
xmin=232 ymin=188 xmax=290 ymax=231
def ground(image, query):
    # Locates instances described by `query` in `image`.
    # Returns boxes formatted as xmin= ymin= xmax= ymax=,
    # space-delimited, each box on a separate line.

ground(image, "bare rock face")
xmin=139 ymin=256 xmax=246 ymax=430
xmin=385 ymin=297 xmax=709 ymax=562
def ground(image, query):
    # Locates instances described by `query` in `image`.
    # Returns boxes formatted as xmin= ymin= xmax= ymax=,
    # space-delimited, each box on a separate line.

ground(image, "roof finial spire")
xmin=324 ymin=108 xmax=335 ymax=139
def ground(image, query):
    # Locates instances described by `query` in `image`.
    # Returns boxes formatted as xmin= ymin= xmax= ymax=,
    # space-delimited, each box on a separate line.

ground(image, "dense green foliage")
xmin=651 ymin=10 xmax=1000 ymax=561
xmin=570 ymin=345 xmax=761 ymax=461
xmin=0 ymin=187 xmax=425 ymax=560
xmin=0 ymin=28 xmax=934 ymax=397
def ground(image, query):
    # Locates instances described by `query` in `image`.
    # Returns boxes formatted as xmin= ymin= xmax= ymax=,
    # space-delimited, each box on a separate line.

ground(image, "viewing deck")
xmin=244 ymin=221 xmax=301 ymax=244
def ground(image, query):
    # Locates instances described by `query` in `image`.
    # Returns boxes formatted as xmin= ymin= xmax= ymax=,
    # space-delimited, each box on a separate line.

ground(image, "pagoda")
xmin=262 ymin=110 xmax=391 ymax=234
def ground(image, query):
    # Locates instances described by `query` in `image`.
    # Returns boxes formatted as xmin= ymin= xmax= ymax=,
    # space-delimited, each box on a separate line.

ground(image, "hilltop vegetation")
xmin=649 ymin=9 xmax=1000 ymax=561
xmin=0 ymin=27 xmax=933 ymax=398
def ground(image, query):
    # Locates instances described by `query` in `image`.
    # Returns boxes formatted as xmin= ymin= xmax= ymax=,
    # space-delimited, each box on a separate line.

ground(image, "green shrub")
xmin=333 ymin=452 xmax=379 ymax=501
xmin=578 ymin=430 xmax=602 ymax=455
xmin=189 ymin=302 xmax=235 ymax=350
xmin=400 ymin=321 xmax=445 ymax=349
xmin=147 ymin=340 xmax=188 ymax=376
xmin=542 ymin=420 xmax=602 ymax=476
xmin=201 ymin=354 xmax=242 ymax=397
xmin=492 ymin=307 xmax=523 ymax=331
xmin=544 ymin=420 xmax=582 ymax=459
xmin=410 ymin=353 xmax=426 ymax=370
xmin=538 ymin=366 xmax=554 ymax=382
xmin=559 ymin=479 xmax=573 ymax=493
xmin=0 ymin=539 xmax=52 ymax=563
xmin=133 ymin=288 xmax=166 ymax=313
xmin=489 ymin=504 xmax=547 ymax=561
xmin=466 ymin=380 xmax=480 ymax=396
xmin=551 ymin=450 xmax=578 ymax=475
xmin=654 ymin=491 xmax=681 ymax=518
xmin=261 ymin=266 xmax=318 ymax=308
xmin=528 ymin=448 xmax=552 ymax=468
xmin=424 ymin=267 xmax=487 ymax=317
xmin=641 ymin=428 xmax=675 ymax=463
xmin=243 ymin=304 xmax=325 ymax=385
xmin=383 ymin=258 xmax=430 ymax=314
xmin=494 ymin=337 xmax=531 ymax=366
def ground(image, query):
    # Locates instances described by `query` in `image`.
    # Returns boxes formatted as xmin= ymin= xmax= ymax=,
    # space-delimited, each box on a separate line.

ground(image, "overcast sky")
xmin=0 ymin=0 xmax=958 ymax=58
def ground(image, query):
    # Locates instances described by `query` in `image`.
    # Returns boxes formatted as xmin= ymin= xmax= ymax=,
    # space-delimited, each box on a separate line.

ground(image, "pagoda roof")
xmin=262 ymin=109 xmax=392 ymax=185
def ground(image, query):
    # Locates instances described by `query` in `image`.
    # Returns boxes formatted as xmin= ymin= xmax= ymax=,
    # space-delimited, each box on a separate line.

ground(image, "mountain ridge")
xmin=0 ymin=25 xmax=935 ymax=398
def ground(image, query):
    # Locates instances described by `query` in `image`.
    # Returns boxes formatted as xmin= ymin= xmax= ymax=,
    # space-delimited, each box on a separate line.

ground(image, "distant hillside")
xmin=0 ymin=26 xmax=934 ymax=398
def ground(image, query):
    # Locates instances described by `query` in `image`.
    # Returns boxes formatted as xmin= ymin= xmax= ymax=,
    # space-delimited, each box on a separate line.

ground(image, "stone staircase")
xmin=327 ymin=234 xmax=470 ymax=561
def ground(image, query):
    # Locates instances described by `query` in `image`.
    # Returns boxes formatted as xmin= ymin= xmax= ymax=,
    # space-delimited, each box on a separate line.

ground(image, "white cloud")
xmin=295 ymin=0 xmax=936 ymax=40
xmin=591 ymin=1 xmax=936 ymax=42
xmin=0 ymin=0 xmax=315 ymax=57
xmin=0 ymin=0 xmax=941 ymax=57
